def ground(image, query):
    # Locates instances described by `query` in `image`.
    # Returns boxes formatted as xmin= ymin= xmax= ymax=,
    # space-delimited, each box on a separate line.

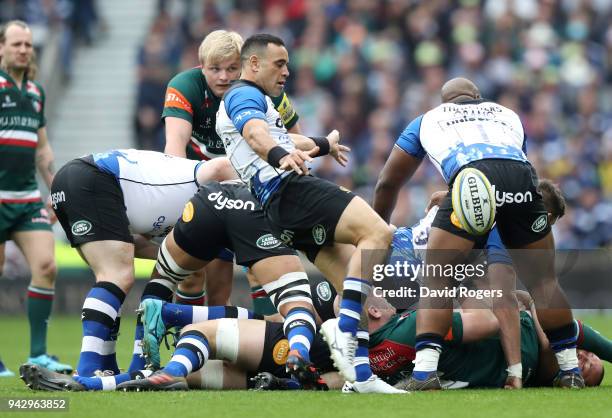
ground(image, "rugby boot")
xmin=320 ymin=318 xmax=357 ymax=382
xmin=138 ymin=299 xmax=167 ymax=370
xmin=26 ymin=354 xmax=72 ymax=374
xmin=285 ymin=350 xmax=328 ymax=391
xmin=116 ymin=371 xmax=188 ymax=391
xmin=394 ymin=371 xmax=442 ymax=391
xmin=553 ymin=368 xmax=585 ymax=389
xmin=20 ymin=364 xmax=85 ymax=392
xmin=250 ymin=372 xmax=302 ymax=391
xmin=343 ymin=375 xmax=407 ymax=394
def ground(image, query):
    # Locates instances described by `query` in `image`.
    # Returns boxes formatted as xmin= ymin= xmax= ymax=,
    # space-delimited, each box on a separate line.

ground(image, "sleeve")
xmin=271 ymin=92 xmax=299 ymax=130
xmin=224 ymin=86 xmax=268 ymax=134
xmin=161 ymin=74 xmax=197 ymax=123
xmin=485 ymin=226 xmax=513 ymax=265
xmin=39 ymin=83 xmax=46 ymax=128
xmin=395 ymin=115 xmax=426 ymax=159
xmin=576 ymin=320 xmax=612 ymax=363
xmin=522 ymin=132 xmax=528 ymax=155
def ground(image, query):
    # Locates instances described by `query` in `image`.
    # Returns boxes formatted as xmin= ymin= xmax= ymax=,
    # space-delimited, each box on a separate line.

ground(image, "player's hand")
xmin=279 ymin=148 xmax=317 ymax=175
xmin=426 ymin=190 xmax=448 ymax=213
xmin=327 ymin=129 xmax=350 ymax=167
xmin=504 ymin=376 xmax=523 ymax=389
xmin=45 ymin=196 xmax=58 ymax=224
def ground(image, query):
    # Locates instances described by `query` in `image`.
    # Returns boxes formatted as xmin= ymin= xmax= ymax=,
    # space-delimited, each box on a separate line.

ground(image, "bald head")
xmin=441 ymin=77 xmax=481 ymax=103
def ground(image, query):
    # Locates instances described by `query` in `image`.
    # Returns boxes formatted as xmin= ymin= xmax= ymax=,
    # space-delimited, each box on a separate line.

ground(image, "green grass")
xmin=1 ymin=314 xmax=612 ymax=418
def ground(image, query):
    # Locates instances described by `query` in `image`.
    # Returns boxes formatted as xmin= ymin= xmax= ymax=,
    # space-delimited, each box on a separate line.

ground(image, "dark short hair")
xmin=241 ymin=33 xmax=285 ymax=64
xmin=538 ymin=179 xmax=566 ymax=220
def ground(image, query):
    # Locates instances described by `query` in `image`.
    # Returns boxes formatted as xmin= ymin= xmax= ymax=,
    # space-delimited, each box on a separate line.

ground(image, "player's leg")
xmin=175 ymin=269 xmax=207 ymax=306
xmin=319 ymin=196 xmax=393 ymax=382
xmin=50 ymin=158 xmax=134 ymax=376
xmin=203 ymin=257 xmax=234 ymax=305
xmin=250 ymin=255 xmax=318 ymax=379
xmin=119 ymin=319 xmax=268 ymax=391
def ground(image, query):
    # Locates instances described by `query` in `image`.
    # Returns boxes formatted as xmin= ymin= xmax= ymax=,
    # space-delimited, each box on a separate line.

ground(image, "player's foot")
xmin=116 ymin=371 xmax=188 ymax=392
xmin=285 ymin=350 xmax=329 ymax=391
xmin=394 ymin=371 xmax=442 ymax=391
xmin=19 ymin=364 xmax=85 ymax=391
xmin=320 ymin=318 xmax=357 ymax=382
xmin=26 ymin=354 xmax=72 ymax=374
xmin=250 ymin=372 xmax=301 ymax=391
xmin=138 ymin=299 xmax=166 ymax=370
xmin=342 ymin=375 xmax=407 ymax=394
xmin=0 ymin=359 xmax=15 ymax=377
xmin=553 ymin=369 xmax=585 ymax=389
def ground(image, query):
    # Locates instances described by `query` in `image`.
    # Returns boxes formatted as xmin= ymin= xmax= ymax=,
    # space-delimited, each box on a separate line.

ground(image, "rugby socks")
xmin=77 ymin=282 xmax=125 ymax=377
xmin=26 ymin=286 xmax=54 ymax=357
xmin=102 ymin=314 xmax=121 ymax=375
xmin=128 ymin=278 xmax=175 ymax=373
xmin=577 ymin=320 xmax=612 ymax=362
xmin=546 ymin=322 xmax=579 ymax=372
xmin=75 ymin=370 xmax=153 ymax=391
xmin=338 ymin=277 xmax=371 ymax=335
xmin=161 ymin=303 xmax=263 ymax=328
xmin=284 ymin=307 xmax=316 ymax=362
xmin=163 ymin=330 xmax=209 ymax=377
xmin=175 ymin=289 xmax=206 ymax=306
xmin=251 ymin=285 xmax=277 ymax=315
xmin=355 ymin=329 xmax=373 ymax=382
xmin=412 ymin=333 xmax=444 ymax=380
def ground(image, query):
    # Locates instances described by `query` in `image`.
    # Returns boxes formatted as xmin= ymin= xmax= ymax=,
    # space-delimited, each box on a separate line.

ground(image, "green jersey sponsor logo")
xmin=71 ymin=220 xmax=92 ymax=236
xmin=256 ymin=234 xmax=282 ymax=250
xmin=312 ymin=224 xmax=326 ymax=245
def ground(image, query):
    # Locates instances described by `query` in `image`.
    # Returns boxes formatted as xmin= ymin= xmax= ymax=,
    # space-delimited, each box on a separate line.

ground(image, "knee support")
xmin=261 ymin=272 xmax=313 ymax=311
xmin=155 ymin=238 xmax=197 ymax=283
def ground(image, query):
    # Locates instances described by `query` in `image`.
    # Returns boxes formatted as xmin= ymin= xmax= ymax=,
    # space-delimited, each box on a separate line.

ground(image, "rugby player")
xmin=0 ymin=20 xmax=70 ymax=373
xmin=215 ymin=33 xmax=394 ymax=389
xmin=49 ymin=149 xmax=236 ymax=377
xmin=162 ymin=29 xmax=301 ymax=316
xmin=373 ymin=77 xmax=583 ymax=389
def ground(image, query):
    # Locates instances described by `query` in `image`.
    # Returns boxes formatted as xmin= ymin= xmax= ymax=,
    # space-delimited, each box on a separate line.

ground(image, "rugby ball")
xmin=451 ymin=167 xmax=496 ymax=236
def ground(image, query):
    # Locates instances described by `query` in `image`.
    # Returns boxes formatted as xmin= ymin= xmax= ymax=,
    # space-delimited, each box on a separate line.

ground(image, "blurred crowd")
xmin=0 ymin=0 xmax=103 ymax=81
xmin=135 ymin=0 xmax=612 ymax=249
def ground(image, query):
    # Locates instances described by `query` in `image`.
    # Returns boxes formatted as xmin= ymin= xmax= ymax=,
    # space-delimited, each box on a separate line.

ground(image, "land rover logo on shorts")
xmin=316 ymin=282 xmax=332 ymax=302
xmin=531 ymin=214 xmax=548 ymax=233
xmin=71 ymin=220 xmax=92 ymax=236
xmin=256 ymin=234 xmax=282 ymax=250
xmin=272 ymin=339 xmax=289 ymax=365
xmin=312 ymin=224 xmax=326 ymax=245
xmin=182 ymin=202 xmax=194 ymax=223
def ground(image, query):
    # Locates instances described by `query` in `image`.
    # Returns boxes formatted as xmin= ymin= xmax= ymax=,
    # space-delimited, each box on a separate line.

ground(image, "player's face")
xmin=0 ymin=25 xmax=33 ymax=72
xmin=203 ymin=55 xmax=241 ymax=97
xmin=577 ymin=349 xmax=604 ymax=386
xmin=256 ymin=43 xmax=289 ymax=97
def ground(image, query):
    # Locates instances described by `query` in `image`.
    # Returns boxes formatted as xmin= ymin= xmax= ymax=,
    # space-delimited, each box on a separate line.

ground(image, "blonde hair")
xmin=198 ymin=30 xmax=243 ymax=66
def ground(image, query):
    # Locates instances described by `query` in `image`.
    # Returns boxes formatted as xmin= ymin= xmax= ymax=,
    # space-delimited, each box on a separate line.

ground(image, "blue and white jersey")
xmin=216 ymin=81 xmax=297 ymax=204
xmin=91 ymin=149 xmax=201 ymax=237
xmin=389 ymin=206 xmax=512 ymax=267
xmin=396 ymin=101 xmax=528 ymax=182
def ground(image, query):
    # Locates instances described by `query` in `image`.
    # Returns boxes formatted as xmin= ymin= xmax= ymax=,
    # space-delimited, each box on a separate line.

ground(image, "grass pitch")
xmin=1 ymin=314 xmax=612 ymax=418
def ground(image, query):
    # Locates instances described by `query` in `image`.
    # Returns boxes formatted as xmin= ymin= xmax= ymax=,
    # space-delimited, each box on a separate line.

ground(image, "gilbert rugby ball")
xmin=451 ymin=167 xmax=496 ymax=236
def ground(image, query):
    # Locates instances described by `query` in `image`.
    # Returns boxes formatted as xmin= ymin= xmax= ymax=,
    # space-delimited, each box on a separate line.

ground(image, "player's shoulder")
xmin=25 ymin=79 xmax=45 ymax=99
xmin=224 ymin=80 xmax=267 ymax=100
xmin=168 ymin=67 xmax=205 ymax=90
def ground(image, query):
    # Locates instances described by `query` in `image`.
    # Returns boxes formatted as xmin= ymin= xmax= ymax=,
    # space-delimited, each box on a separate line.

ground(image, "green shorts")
xmin=0 ymin=200 xmax=52 ymax=243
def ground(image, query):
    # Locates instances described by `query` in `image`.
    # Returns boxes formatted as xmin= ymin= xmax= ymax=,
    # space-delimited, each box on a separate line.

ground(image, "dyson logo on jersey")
xmin=208 ymin=191 xmax=256 ymax=211
xmin=491 ymin=185 xmax=533 ymax=207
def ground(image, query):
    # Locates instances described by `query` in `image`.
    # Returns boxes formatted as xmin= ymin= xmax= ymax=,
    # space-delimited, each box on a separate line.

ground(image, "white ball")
xmin=451 ymin=167 xmax=496 ymax=236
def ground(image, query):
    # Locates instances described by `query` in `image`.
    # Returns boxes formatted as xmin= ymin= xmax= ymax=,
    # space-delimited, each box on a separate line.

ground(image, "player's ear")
xmin=367 ymin=306 xmax=381 ymax=319
xmin=248 ymin=54 xmax=260 ymax=72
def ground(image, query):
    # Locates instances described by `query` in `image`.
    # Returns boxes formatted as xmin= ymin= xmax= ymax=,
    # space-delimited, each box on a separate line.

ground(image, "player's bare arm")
xmin=373 ymin=146 xmax=422 ymax=222
xmin=289 ymin=130 xmax=350 ymax=167
xmin=164 ymin=117 xmax=193 ymax=158
xmin=35 ymin=127 xmax=54 ymax=188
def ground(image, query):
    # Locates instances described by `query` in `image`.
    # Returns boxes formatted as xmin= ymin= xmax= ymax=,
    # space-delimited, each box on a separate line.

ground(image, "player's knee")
xmin=155 ymin=238 xmax=197 ymax=283
xmin=262 ymin=271 xmax=313 ymax=314
xmin=364 ymin=223 xmax=393 ymax=249
xmin=34 ymin=259 xmax=57 ymax=282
